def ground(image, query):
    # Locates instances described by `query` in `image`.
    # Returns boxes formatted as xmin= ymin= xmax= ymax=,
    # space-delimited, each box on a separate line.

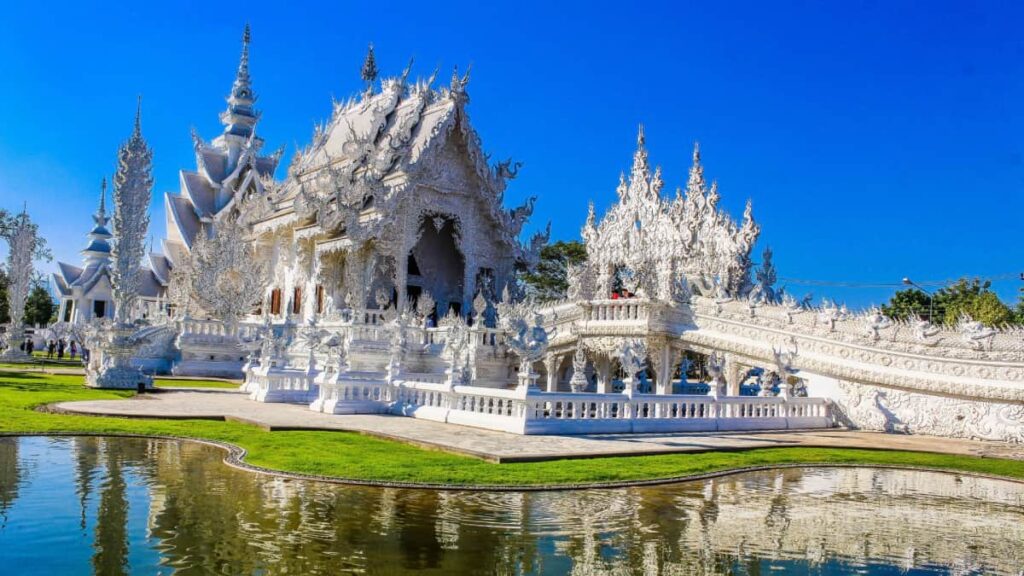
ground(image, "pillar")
xmin=544 ymin=354 xmax=558 ymax=392
xmin=462 ymin=255 xmax=477 ymax=317
xmin=595 ymin=355 xmax=612 ymax=394
xmin=395 ymin=244 xmax=409 ymax=314
xmin=726 ymin=356 xmax=742 ymax=397
xmin=655 ymin=344 xmax=673 ymax=395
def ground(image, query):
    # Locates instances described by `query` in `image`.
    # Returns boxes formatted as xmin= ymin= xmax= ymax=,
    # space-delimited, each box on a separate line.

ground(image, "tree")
xmin=882 ymin=277 xmax=1018 ymax=327
xmin=932 ymin=278 xmax=1012 ymax=326
xmin=1015 ymin=284 xmax=1024 ymax=324
xmin=521 ymin=240 xmax=587 ymax=301
xmin=23 ymin=284 xmax=54 ymax=326
xmin=881 ymin=288 xmax=933 ymax=321
xmin=886 ymin=278 xmax=1014 ymax=326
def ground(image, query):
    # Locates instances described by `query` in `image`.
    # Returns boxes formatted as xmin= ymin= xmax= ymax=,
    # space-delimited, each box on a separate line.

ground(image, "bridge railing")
xmin=389 ymin=381 xmax=833 ymax=435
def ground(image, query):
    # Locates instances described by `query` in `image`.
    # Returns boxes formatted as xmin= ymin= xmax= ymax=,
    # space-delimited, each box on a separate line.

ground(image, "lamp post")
xmin=902 ymin=277 xmax=934 ymax=322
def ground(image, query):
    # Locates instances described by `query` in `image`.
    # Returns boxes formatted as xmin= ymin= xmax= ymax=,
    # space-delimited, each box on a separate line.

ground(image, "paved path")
xmin=53 ymin=390 xmax=1024 ymax=463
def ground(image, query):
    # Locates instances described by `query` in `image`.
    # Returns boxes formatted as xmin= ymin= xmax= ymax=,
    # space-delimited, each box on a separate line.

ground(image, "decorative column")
xmin=654 ymin=341 xmax=673 ymax=395
xmin=595 ymin=355 xmax=612 ymax=394
xmin=544 ymin=353 xmax=558 ymax=392
xmin=395 ymin=241 xmax=409 ymax=314
xmin=725 ymin=355 xmax=742 ymax=397
xmin=462 ymin=258 xmax=477 ymax=318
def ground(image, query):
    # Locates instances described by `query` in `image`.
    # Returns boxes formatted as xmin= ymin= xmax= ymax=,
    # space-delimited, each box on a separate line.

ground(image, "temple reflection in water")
xmin=0 ymin=436 xmax=1022 ymax=575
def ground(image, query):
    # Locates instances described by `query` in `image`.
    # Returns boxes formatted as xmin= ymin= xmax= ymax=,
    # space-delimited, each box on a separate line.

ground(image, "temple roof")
xmin=166 ymin=193 xmax=201 ymax=248
xmin=283 ymin=73 xmax=466 ymax=198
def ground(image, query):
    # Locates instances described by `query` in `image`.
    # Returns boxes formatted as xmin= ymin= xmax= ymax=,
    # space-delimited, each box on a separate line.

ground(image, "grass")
xmin=152 ymin=378 xmax=240 ymax=390
xmin=1 ymin=367 xmax=1022 ymax=487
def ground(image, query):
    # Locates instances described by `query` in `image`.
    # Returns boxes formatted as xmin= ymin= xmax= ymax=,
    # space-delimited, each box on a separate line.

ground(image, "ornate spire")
xmin=629 ymin=124 xmax=650 ymax=184
xmin=361 ymin=43 xmax=378 ymax=84
xmin=133 ymin=95 xmax=142 ymax=139
xmin=220 ymin=24 xmax=259 ymax=139
xmin=449 ymin=64 xmax=471 ymax=102
xmin=83 ymin=178 xmax=113 ymax=264
xmin=96 ymin=178 xmax=108 ymax=224
xmin=686 ymin=141 xmax=705 ymax=201
xmin=111 ymin=103 xmax=153 ymax=324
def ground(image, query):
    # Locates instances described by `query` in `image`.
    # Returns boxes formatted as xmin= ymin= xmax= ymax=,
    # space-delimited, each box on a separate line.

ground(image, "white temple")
xmin=73 ymin=27 xmax=1024 ymax=442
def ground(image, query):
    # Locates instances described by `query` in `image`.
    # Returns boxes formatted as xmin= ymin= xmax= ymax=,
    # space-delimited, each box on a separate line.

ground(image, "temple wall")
xmin=803 ymin=372 xmax=1024 ymax=443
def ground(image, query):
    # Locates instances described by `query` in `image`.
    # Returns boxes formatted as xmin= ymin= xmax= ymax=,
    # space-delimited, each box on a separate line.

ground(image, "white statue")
xmin=957 ymin=314 xmax=998 ymax=351
xmin=908 ymin=314 xmax=941 ymax=342
xmin=863 ymin=307 xmax=893 ymax=342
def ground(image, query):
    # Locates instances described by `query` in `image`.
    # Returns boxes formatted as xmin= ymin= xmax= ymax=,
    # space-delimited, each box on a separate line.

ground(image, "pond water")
xmin=0 ymin=436 xmax=1022 ymax=575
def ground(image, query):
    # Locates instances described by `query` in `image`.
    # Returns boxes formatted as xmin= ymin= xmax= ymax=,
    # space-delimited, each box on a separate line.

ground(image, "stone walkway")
xmin=53 ymin=389 xmax=1024 ymax=463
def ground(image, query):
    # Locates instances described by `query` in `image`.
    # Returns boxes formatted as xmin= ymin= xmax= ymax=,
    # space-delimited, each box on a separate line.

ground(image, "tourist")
xmin=47 ymin=340 xmax=55 ymax=359
xmin=70 ymin=341 xmax=77 ymax=360
xmin=57 ymin=339 xmax=65 ymax=360
xmin=26 ymin=339 xmax=34 ymax=355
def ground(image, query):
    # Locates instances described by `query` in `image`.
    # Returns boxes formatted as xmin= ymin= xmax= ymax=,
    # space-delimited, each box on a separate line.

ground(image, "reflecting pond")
xmin=1 ymin=436 xmax=1023 ymax=575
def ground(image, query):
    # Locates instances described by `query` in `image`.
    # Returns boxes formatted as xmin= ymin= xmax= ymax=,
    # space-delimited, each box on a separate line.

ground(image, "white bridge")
xmin=186 ymin=291 xmax=1024 ymax=440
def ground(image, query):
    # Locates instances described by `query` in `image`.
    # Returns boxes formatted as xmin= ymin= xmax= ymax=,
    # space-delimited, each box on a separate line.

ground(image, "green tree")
xmin=883 ymin=277 xmax=1019 ymax=327
xmin=23 ymin=284 xmax=54 ymax=326
xmin=521 ymin=240 xmax=587 ymax=301
xmin=932 ymin=278 xmax=1010 ymax=326
xmin=881 ymin=288 xmax=932 ymax=321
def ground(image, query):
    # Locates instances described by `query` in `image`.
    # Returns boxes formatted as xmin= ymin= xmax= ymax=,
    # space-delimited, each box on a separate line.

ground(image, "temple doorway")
xmin=407 ymin=216 xmax=465 ymax=318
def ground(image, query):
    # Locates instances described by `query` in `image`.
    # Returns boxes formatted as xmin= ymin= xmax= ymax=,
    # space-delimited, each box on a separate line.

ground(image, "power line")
xmin=776 ymin=272 xmax=1023 ymax=289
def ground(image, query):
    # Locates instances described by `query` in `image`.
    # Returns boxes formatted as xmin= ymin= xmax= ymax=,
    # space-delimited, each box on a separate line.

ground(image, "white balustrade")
xmin=386 ymin=382 xmax=832 ymax=435
xmin=586 ymin=299 xmax=649 ymax=323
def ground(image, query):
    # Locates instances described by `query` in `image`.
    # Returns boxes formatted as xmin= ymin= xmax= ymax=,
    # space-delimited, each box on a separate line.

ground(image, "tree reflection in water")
xmin=0 ymin=436 xmax=1022 ymax=575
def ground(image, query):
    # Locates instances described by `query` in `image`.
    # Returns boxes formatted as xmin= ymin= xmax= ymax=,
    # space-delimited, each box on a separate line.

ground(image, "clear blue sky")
xmin=1 ymin=0 xmax=1022 ymax=308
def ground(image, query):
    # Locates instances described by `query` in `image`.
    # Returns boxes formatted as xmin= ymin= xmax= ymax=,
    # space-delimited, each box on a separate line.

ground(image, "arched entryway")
xmin=407 ymin=215 xmax=465 ymax=318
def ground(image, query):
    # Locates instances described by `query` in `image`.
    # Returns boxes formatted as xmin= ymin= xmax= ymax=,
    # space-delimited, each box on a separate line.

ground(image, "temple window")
xmin=270 ymin=289 xmax=282 ymax=315
xmin=316 ymin=285 xmax=325 ymax=314
xmin=293 ymin=287 xmax=302 ymax=314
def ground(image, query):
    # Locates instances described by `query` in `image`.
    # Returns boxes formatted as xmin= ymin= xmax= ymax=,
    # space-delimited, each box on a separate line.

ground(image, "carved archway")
xmin=407 ymin=215 xmax=465 ymax=317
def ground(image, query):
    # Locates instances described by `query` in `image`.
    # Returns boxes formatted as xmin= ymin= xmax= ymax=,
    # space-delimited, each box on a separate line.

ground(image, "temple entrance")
xmin=407 ymin=216 xmax=465 ymax=318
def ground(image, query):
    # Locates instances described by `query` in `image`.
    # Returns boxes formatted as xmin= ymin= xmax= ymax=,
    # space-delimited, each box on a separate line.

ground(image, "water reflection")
xmin=0 ymin=436 xmax=1022 ymax=575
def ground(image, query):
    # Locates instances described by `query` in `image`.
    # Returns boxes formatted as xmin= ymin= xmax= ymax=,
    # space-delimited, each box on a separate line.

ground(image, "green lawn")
xmin=1 ymin=367 xmax=1022 ymax=487
xmin=153 ymin=378 xmax=240 ymax=389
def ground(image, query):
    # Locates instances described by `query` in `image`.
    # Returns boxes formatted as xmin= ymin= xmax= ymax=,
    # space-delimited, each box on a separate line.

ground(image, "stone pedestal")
xmin=86 ymin=324 xmax=153 ymax=390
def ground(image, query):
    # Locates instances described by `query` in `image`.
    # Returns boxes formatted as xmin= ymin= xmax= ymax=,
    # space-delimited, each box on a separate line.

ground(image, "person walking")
xmin=57 ymin=339 xmax=65 ymax=360
xmin=47 ymin=340 xmax=55 ymax=359
xmin=70 ymin=341 xmax=77 ymax=360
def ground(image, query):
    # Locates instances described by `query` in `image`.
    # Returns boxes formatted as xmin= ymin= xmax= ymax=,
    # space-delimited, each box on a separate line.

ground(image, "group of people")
xmin=45 ymin=338 xmax=77 ymax=360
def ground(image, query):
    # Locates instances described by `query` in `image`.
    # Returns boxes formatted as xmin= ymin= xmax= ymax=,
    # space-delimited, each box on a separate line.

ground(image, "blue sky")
xmin=1 ymin=0 xmax=1022 ymax=308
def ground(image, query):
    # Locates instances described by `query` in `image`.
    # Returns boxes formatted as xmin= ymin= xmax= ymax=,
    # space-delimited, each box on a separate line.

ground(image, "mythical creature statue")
xmin=504 ymin=312 xmax=551 ymax=376
xmin=957 ymin=314 xmax=998 ymax=351
xmin=618 ymin=339 xmax=647 ymax=386
xmin=908 ymin=314 xmax=941 ymax=342
xmin=508 ymin=196 xmax=536 ymax=236
xmin=818 ymin=300 xmax=848 ymax=332
xmin=494 ymin=158 xmax=522 ymax=180
xmin=862 ymin=307 xmax=893 ymax=342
